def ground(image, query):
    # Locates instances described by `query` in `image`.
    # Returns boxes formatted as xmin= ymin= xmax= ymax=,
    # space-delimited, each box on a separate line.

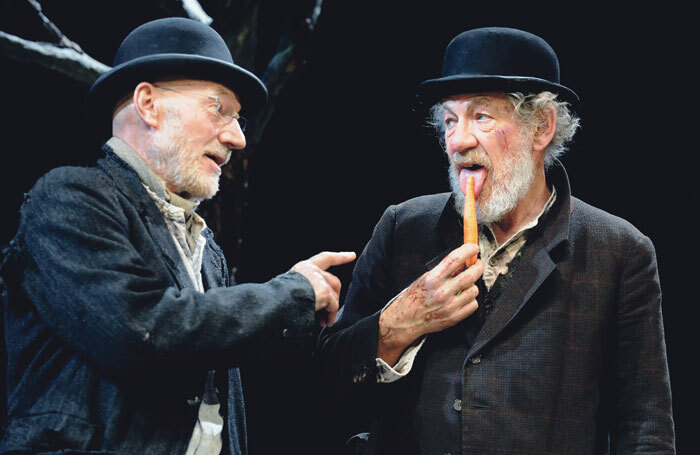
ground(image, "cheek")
xmin=496 ymin=128 xmax=510 ymax=152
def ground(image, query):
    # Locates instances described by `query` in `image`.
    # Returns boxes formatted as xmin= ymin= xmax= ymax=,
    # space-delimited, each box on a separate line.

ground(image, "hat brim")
xmin=417 ymin=75 xmax=580 ymax=111
xmin=86 ymin=53 xmax=268 ymax=126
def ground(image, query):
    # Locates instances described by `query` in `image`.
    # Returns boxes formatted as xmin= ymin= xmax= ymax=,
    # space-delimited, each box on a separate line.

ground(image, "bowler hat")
xmin=418 ymin=27 xmax=579 ymax=108
xmin=86 ymin=17 xmax=268 ymax=124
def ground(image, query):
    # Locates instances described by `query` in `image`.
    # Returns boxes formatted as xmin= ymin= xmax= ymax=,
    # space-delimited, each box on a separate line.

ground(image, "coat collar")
xmin=426 ymin=159 xmax=574 ymax=357
xmin=97 ymin=145 xmax=196 ymax=291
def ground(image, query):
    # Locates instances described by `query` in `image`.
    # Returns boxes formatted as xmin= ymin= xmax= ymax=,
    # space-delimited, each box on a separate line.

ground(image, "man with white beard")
xmin=0 ymin=18 xmax=354 ymax=454
xmin=317 ymin=27 xmax=675 ymax=454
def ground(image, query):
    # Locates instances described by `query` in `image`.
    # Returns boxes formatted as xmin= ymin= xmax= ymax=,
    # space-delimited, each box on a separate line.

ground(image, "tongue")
xmin=459 ymin=167 xmax=488 ymax=199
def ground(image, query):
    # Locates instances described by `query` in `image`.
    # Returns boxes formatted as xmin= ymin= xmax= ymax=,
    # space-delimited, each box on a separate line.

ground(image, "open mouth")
xmin=463 ymin=163 xmax=484 ymax=171
xmin=459 ymin=164 xmax=488 ymax=199
xmin=205 ymin=154 xmax=225 ymax=167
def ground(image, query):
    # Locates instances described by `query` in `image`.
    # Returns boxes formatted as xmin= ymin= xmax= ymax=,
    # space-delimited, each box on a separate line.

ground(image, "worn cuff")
xmin=376 ymin=336 xmax=426 ymax=383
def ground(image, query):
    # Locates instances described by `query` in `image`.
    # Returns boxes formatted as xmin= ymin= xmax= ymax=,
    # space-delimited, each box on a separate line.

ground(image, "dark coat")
xmin=0 ymin=149 xmax=317 ymax=454
xmin=318 ymin=161 xmax=675 ymax=454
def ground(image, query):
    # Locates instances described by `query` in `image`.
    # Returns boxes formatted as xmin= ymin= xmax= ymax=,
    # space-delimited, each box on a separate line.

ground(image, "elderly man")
xmin=318 ymin=27 xmax=675 ymax=454
xmin=0 ymin=17 xmax=354 ymax=454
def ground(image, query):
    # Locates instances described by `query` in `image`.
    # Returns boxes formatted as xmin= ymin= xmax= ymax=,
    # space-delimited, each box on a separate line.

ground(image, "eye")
xmin=213 ymin=100 xmax=227 ymax=117
xmin=444 ymin=117 xmax=457 ymax=129
xmin=216 ymin=99 xmax=241 ymax=120
xmin=475 ymin=112 xmax=491 ymax=121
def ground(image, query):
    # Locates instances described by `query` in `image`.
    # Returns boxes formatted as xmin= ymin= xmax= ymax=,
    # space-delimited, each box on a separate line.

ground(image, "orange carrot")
xmin=463 ymin=175 xmax=478 ymax=267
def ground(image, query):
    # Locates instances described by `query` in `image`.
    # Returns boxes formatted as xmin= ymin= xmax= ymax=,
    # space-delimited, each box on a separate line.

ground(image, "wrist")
xmin=377 ymin=310 xmax=420 ymax=367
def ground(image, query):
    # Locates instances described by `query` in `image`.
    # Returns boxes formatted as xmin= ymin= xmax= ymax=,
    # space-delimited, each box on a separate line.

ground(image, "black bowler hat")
xmin=86 ymin=17 xmax=267 ymax=123
xmin=418 ymin=27 xmax=579 ymax=108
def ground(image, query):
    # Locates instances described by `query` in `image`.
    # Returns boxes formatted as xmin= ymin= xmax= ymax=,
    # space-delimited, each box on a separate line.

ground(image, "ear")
xmin=532 ymin=103 xmax=557 ymax=153
xmin=132 ymin=82 xmax=161 ymax=129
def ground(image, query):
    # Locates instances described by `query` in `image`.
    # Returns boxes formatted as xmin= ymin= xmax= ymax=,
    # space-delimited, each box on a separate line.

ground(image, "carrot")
xmin=463 ymin=175 xmax=478 ymax=267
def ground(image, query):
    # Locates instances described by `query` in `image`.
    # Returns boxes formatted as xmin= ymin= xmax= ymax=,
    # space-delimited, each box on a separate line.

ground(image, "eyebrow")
xmin=442 ymin=96 xmax=496 ymax=116
xmin=212 ymin=87 xmax=229 ymax=96
xmin=212 ymin=86 xmax=242 ymax=108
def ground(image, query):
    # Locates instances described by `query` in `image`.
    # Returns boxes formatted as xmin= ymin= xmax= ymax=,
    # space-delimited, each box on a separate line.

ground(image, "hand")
xmin=377 ymin=243 xmax=483 ymax=365
xmin=291 ymin=251 xmax=356 ymax=327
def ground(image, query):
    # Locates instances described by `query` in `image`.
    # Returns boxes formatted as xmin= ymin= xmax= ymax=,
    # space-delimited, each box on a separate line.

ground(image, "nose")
xmin=446 ymin=121 xmax=478 ymax=155
xmin=218 ymin=119 xmax=246 ymax=150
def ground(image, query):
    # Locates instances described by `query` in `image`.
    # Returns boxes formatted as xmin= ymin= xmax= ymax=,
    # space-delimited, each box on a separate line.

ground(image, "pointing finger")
xmin=308 ymin=251 xmax=356 ymax=270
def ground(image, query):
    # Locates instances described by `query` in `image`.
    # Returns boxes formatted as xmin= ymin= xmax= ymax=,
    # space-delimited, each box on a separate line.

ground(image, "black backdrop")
xmin=1 ymin=1 xmax=696 ymax=453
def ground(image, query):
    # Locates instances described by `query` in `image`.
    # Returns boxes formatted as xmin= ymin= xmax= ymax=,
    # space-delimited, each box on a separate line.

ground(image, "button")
xmin=453 ymin=399 xmax=462 ymax=411
xmin=489 ymin=257 xmax=498 ymax=266
xmin=282 ymin=328 xmax=289 ymax=338
xmin=469 ymin=355 xmax=482 ymax=364
xmin=187 ymin=396 xmax=201 ymax=406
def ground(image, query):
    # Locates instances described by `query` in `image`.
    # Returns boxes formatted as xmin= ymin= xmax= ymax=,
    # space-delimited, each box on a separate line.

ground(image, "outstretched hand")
xmin=292 ymin=251 xmax=356 ymax=327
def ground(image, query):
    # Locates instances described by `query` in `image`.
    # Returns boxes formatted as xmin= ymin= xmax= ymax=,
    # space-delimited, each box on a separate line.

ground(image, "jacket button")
xmin=469 ymin=355 xmax=482 ymax=364
xmin=282 ymin=328 xmax=289 ymax=338
xmin=453 ymin=399 xmax=462 ymax=411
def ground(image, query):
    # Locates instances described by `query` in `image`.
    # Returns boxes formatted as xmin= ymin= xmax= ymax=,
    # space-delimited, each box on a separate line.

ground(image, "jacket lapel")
xmin=466 ymin=235 xmax=555 ymax=358
xmin=467 ymin=160 xmax=573 ymax=357
xmin=425 ymin=161 xmax=574 ymax=358
xmin=98 ymin=150 xmax=193 ymax=290
xmin=200 ymin=229 xmax=229 ymax=290
xmin=425 ymin=194 xmax=463 ymax=271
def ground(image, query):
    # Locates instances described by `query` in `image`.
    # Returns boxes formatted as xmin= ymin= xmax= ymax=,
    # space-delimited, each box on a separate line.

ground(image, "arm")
xmin=613 ymin=234 xmax=675 ymax=453
xmin=317 ymin=205 xmax=482 ymax=384
xmin=17 ymin=169 xmax=340 ymax=378
xmin=376 ymin=244 xmax=482 ymax=366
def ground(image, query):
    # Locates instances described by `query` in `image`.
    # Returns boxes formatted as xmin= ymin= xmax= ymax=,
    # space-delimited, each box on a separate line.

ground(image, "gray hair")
xmin=427 ymin=91 xmax=581 ymax=169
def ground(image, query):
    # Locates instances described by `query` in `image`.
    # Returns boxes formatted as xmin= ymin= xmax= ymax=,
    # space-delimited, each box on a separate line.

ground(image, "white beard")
xmin=146 ymin=107 xmax=224 ymax=201
xmin=448 ymin=139 xmax=535 ymax=224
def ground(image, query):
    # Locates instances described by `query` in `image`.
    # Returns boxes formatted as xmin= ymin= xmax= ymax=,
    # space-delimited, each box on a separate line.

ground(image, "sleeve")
xmin=613 ymin=233 xmax=675 ymax=453
xmin=16 ymin=169 xmax=317 ymax=379
xmin=376 ymin=336 xmax=426 ymax=383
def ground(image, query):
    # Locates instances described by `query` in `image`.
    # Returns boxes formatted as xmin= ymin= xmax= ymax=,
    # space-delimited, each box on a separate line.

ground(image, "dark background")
xmin=1 ymin=1 xmax=696 ymax=453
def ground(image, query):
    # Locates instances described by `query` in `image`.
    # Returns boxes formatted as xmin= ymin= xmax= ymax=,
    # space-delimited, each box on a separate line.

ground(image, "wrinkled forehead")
xmin=155 ymin=77 xmax=242 ymax=102
xmin=441 ymin=92 xmax=510 ymax=109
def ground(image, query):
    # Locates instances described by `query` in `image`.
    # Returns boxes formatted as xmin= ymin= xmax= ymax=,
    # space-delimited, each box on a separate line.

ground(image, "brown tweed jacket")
xmin=317 ymin=161 xmax=675 ymax=454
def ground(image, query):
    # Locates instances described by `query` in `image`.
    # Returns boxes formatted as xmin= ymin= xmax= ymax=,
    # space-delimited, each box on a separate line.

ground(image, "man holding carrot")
xmin=317 ymin=27 xmax=675 ymax=454
xmin=0 ymin=18 xmax=354 ymax=454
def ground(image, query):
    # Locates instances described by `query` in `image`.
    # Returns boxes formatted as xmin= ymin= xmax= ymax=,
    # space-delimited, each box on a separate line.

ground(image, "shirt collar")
xmin=481 ymin=185 xmax=558 ymax=254
xmin=106 ymin=136 xmax=199 ymax=215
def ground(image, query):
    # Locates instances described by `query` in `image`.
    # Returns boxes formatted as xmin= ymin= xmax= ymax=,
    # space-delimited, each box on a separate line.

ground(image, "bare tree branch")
xmin=0 ymin=30 xmax=109 ymax=84
xmin=26 ymin=0 xmax=85 ymax=53
xmin=155 ymin=0 xmax=213 ymax=25
xmin=181 ymin=0 xmax=213 ymax=24
xmin=308 ymin=0 xmax=323 ymax=30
